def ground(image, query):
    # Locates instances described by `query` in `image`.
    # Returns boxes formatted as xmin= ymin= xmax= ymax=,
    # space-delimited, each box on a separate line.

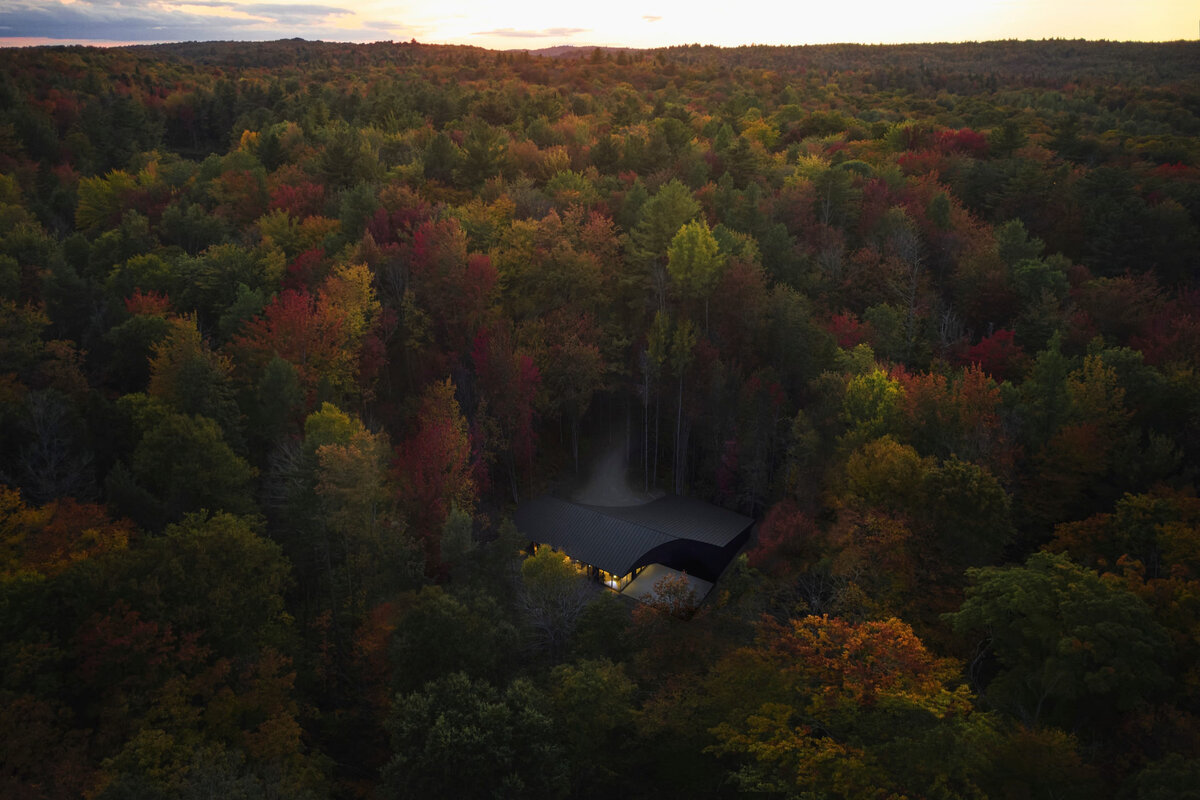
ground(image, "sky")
xmin=0 ymin=0 xmax=1195 ymax=49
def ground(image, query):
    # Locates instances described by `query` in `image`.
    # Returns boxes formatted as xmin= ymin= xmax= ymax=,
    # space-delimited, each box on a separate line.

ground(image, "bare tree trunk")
xmin=322 ymin=533 xmax=339 ymax=633
xmin=507 ymin=450 xmax=519 ymax=504
xmin=653 ymin=261 xmax=668 ymax=313
xmin=626 ymin=393 xmax=632 ymax=467
xmin=675 ymin=374 xmax=684 ymax=494
xmin=642 ymin=356 xmax=650 ymax=492
xmin=653 ymin=391 xmax=660 ymax=489
xmin=571 ymin=416 xmax=579 ymax=475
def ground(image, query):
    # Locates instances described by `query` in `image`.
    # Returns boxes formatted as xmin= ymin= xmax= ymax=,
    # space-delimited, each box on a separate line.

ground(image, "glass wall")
xmin=531 ymin=544 xmax=641 ymax=592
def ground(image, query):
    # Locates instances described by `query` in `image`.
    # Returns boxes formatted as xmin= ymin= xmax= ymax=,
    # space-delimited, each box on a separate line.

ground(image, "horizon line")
xmin=2 ymin=35 xmax=1197 ymax=51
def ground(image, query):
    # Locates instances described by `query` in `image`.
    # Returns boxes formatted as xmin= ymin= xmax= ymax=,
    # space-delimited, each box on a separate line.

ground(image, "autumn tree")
xmin=471 ymin=324 xmax=540 ymax=501
xmin=308 ymin=403 xmax=418 ymax=618
xmin=630 ymin=179 xmax=701 ymax=310
xmin=666 ymin=219 xmax=725 ymax=331
xmin=231 ymin=262 xmax=379 ymax=404
xmin=147 ymin=314 xmax=241 ymax=447
xmin=707 ymin=614 xmax=995 ymax=798
xmin=0 ymin=485 xmax=131 ymax=577
xmin=527 ymin=310 xmax=605 ymax=474
xmin=392 ymin=379 xmax=476 ymax=570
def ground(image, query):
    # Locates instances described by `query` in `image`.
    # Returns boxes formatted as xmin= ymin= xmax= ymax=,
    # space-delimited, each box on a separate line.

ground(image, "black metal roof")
xmin=514 ymin=494 xmax=753 ymax=577
xmin=577 ymin=495 xmax=754 ymax=547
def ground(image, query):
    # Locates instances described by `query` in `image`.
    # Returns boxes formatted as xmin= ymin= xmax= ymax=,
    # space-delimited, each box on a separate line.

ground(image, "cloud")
xmin=473 ymin=26 xmax=588 ymax=38
xmin=179 ymin=2 xmax=354 ymax=22
xmin=642 ymin=15 xmax=662 ymax=22
xmin=240 ymin=3 xmax=350 ymax=13
xmin=0 ymin=0 xmax=376 ymax=42
xmin=238 ymin=4 xmax=354 ymax=24
xmin=362 ymin=18 xmax=427 ymax=36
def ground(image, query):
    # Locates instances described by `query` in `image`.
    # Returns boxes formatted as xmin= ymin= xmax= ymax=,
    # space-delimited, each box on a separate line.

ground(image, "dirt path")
xmin=570 ymin=439 xmax=656 ymax=507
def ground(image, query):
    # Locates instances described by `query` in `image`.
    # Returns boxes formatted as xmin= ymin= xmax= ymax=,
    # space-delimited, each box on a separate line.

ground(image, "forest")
xmin=1 ymin=36 xmax=1199 ymax=798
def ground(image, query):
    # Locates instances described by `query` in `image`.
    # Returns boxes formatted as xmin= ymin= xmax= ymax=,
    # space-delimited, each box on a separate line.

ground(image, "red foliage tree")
xmin=746 ymin=500 xmax=821 ymax=578
xmin=959 ymin=328 xmax=1028 ymax=382
xmin=826 ymin=311 xmax=873 ymax=348
xmin=269 ymin=181 xmax=325 ymax=219
xmin=124 ymin=289 xmax=171 ymax=316
xmin=282 ymin=248 xmax=329 ymax=291
xmin=936 ymin=127 xmax=990 ymax=157
xmin=212 ymin=169 xmax=268 ymax=226
xmin=897 ymin=365 xmax=1011 ymax=474
xmin=472 ymin=324 xmax=540 ymax=466
xmin=392 ymin=378 xmax=476 ymax=569
xmin=404 ymin=220 xmax=498 ymax=380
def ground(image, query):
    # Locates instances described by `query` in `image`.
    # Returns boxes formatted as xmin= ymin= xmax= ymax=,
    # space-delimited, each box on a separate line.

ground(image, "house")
xmin=514 ymin=494 xmax=753 ymax=602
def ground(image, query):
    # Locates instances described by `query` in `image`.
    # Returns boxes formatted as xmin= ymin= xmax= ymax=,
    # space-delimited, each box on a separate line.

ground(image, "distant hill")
xmin=67 ymin=37 xmax=1198 ymax=83
xmin=517 ymin=45 xmax=636 ymax=58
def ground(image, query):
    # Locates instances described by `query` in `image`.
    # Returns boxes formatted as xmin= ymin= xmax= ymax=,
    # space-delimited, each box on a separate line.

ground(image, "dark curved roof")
xmin=514 ymin=494 xmax=753 ymax=578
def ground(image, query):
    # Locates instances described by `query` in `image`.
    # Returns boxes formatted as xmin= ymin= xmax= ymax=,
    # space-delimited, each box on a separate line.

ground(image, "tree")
xmin=382 ymin=672 xmax=567 ymax=800
xmin=148 ymin=315 xmax=241 ymax=447
xmin=0 ymin=486 xmax=131 ymax=577
xmin=231 ymin=263 xmax=379 ymax=403
xmin=118 ymin=411 xmax=256 ymax=528
xmin=471 ymin=324 xmax=540 ymax=501
xmin=946 ymin=552 xmax=1172 ymax=729
xmin=312 ymin=405 xmax=416 ymax=616
xmin=12 ymin=388 xmax=96 ymax=504
xmin=249 ymin=356 xmax=304 ymax=447
xmin=1023 ymin=352 xmax=1132 ymax=528
xmin=898 ymin=365 xmax=1011 ymax=474
xmin=746 ymin=500 xmax=821 ymax=580
xmin=439 ymin=504 xmax=475 ymax=580
xmin=548 ymin=659 xmax=637 ymax=797
xmin=112 ymin=511 xmax=293 ymax=657
xmin=518 ymin=547 xmax=594 ymax=660
xmin=1125 ymin=755 xmax=1200 ymax=800
xmin=400 ymin=219 xmax=497 ymax=382
xmin=388 ymin=586 xmax=518 ymax=693
xmin=840 ymin=368 xmax=905 ymax=448
xmin=1048 ymin=490 xmax=1200 ymax=702
xmin=707 ymin=614 xmax=994 ymax=798
xmin=630 ymin=179 xmax=701 ymax=310
xmin=921 ymin=454 xmax=1014 ymax=571
xmin=669 ymin=317 xmax=698 ymax=494
xmin=75 ymin=169 xmax=136 ymax=232
xmin=1050 ymin=490 xmax=1200 ymax=583
xmin=535 ymin=311 xmax=605 ymax=474
xmin=392 ymin=379 xmax=476 ymax=570
xmin=639 ymin=570 xmax=697 ymax=619
xmin=666 ymin=219 xmax=724 ymax=331
xmin=182 ymin=244 xmax=272 ymax=329
xmin=842 ymin=435 xmax=929 ymax=511
xmin=457 ymin=121 xmax=509 ymax=188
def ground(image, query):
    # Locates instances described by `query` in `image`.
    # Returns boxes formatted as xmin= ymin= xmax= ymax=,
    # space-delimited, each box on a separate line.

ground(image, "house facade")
xmin=514 ymin=494 xmax=754 ymax=600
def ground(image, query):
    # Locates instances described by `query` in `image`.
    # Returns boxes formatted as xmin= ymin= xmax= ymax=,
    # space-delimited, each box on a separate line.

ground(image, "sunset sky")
xmin=0 ymin=0 xmax=1194 ymax=49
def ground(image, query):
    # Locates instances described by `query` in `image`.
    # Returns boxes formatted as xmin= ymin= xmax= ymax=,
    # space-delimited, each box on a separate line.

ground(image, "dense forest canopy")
xmin=1 ymin=37 xmax=1199 ymax=799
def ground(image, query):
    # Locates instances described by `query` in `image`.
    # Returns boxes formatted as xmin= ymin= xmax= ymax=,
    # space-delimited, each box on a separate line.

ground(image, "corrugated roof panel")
xmin=578 ymin=495 xmax=752 ymax=547
xmin=514 ymin=494 xmax=753 ymax=575
xmin=514 ymin=496 xmax=675 ymax=576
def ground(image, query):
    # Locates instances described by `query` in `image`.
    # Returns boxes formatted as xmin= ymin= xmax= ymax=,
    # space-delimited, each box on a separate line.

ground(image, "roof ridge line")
xmin=571 ymin=498 xmax=688 ymax=541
